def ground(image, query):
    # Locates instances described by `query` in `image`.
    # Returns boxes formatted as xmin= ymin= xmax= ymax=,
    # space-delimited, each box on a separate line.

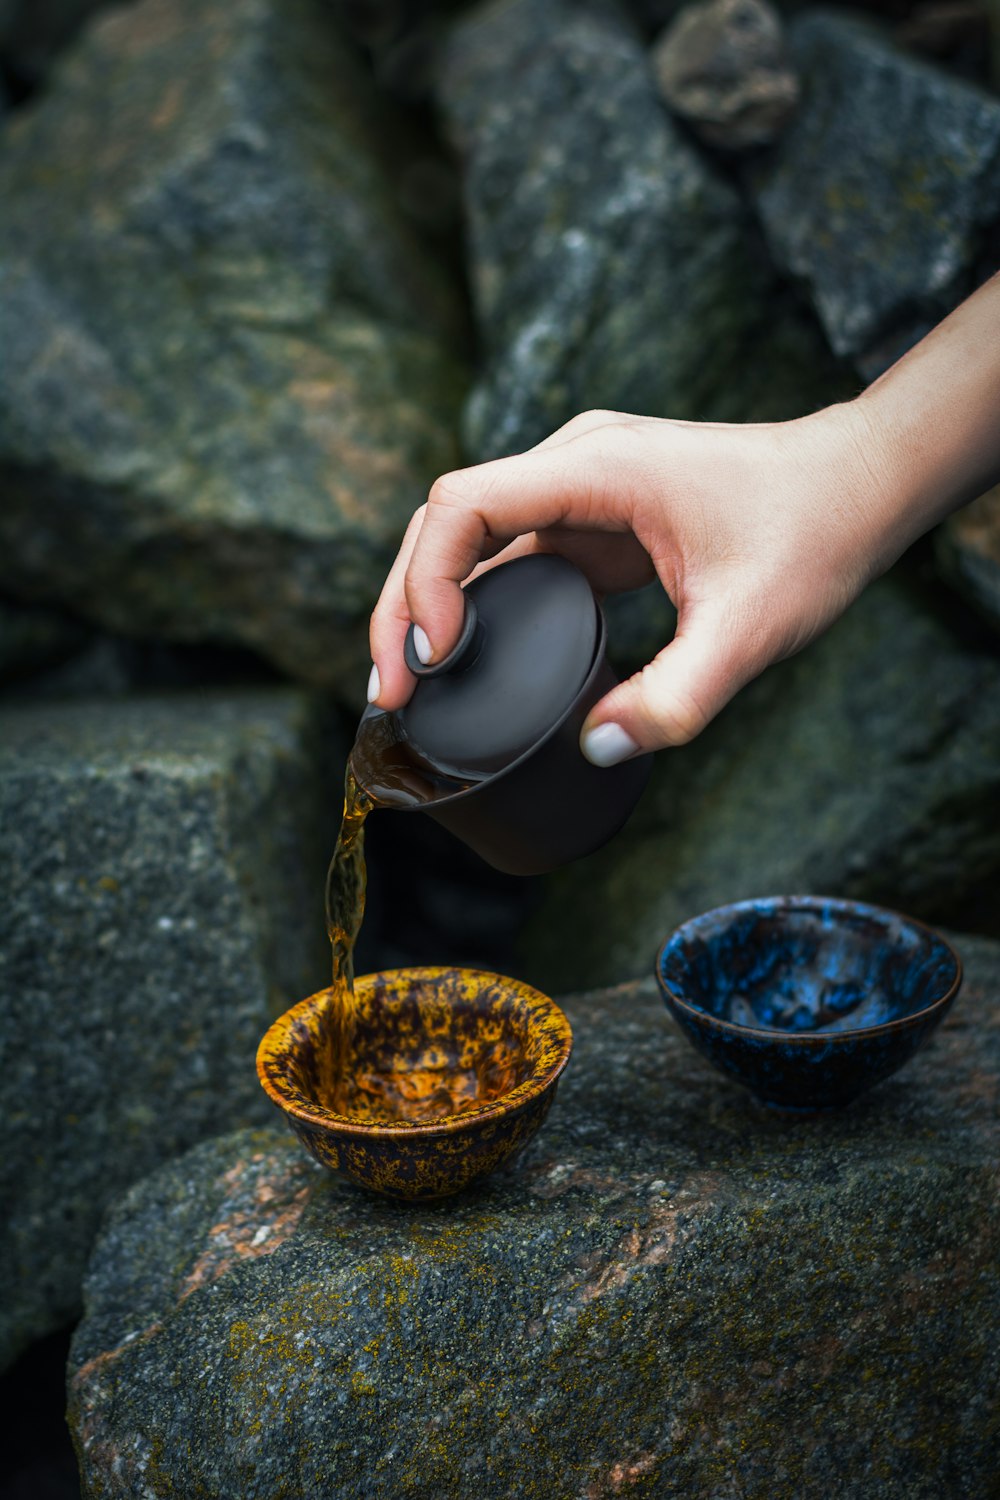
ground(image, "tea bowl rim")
xmin=655 ymin=894 xmax=962 ymax=1046
xmin=257 ymin=965 xmax=573 ymax=1139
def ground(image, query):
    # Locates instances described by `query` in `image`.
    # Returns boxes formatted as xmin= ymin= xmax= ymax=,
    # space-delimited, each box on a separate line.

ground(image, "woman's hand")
xmin=368 ymin=275 xmax=1000 ymax=764
xmin=368 ymin=403 xmax=896 ymax=763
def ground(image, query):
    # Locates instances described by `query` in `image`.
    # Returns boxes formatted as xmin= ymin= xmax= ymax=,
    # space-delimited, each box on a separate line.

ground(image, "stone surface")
xmin=751 ymin=10 xmax=1000 ymax=376
xmin=0 ymin=689 xmax=337 ymax=1370
xmin=0 ymin=0 xmax=466 ymax=693
xmin=935 ymin=482 xmax=1000 ymax=636
xmin=437 ymin=0 xmax=849 ymax=463
xmin=652 ymin=0 xmax=800 ymax=150
xmin=68 ymin=935 xmax=1000 ymax=1499
xmin=526 ymin=571 xmax=1000 ymax=991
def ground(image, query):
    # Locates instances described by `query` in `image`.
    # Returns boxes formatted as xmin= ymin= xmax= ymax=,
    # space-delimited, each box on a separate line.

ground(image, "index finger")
xmin=367 ymin=502 xmax=427 ymax=708
xmin=369 ymin=501 xmax=538 ymax=710
xmin=403 ymin=443 xmax=624 ymax=666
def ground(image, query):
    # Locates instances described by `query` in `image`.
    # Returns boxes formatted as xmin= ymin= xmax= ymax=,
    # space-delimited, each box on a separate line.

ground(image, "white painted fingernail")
xmin=581 ymin=722 xmax=641 ymax=767
xmin=412 ymin=625 xmax=433 ymax=665
xmin=366 ymin=663 xmax=381 ymax=703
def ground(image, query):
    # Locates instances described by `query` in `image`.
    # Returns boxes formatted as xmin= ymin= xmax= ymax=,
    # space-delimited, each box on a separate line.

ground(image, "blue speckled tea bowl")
xmin=656 ymin=897 xmax=962 ymax=1111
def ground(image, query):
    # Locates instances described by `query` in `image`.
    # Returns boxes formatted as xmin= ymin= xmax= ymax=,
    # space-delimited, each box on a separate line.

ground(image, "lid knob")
xmin=403 ymin=597 xmax=483 ymax=679
xmin=395 ymin=554 xmax=600 ymax=780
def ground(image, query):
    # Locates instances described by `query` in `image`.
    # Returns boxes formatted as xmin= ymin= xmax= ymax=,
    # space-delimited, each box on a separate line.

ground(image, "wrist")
xmin=849 ymin=273 xmax=1000 ymax=547
xmin=834 ymin=394 xmax=925 ymax=573
xmin=794 ymin=398 xmax=920 ymax=585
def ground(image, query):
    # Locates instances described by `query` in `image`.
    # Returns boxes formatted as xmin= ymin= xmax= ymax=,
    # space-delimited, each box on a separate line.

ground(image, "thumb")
xmin=580 ymin=600 xmax=760 ymax=764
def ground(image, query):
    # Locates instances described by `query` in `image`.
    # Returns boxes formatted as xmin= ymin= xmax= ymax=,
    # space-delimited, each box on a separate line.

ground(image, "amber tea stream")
xmin=321 ymin=715 xmax=517 ymax=1125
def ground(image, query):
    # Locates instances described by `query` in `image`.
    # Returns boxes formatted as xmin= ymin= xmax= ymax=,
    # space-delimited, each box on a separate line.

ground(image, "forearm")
xmin=851 ymin=272 xmax=1000 ymax=563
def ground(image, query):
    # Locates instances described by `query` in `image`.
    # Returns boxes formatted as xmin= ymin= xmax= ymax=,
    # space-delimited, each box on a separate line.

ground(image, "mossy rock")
xmin=437 ymin=0 xmax=849 ymax=464
xmin=751 ymin=9 xmax=1000 ymax=375
xmin=68 ymin=936 xmax=1000 ymax=1497
xmin=0 ymin=0 xmax=467 ymax=693
xmin=0 ymin=689 xmax=337 ymax=1369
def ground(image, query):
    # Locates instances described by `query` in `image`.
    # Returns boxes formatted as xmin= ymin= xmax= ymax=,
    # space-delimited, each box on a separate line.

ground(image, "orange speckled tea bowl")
xmin=256 ymin=967 xmax=573 ymax=1200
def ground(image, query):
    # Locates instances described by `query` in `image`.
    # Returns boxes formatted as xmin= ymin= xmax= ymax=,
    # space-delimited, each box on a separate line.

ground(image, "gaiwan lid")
xmin=397 ymin=553 xmax=600 ymax=780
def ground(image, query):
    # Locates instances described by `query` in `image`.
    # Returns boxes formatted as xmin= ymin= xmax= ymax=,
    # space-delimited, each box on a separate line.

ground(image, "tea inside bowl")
xmin=278 ymin=970 xmax=550 ymax=1126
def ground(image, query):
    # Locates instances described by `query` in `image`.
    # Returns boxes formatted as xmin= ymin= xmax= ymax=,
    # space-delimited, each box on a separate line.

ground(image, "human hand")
xmin=368 ymin=273 xmax=999 ymax=764
xmin=368 ymin=401 xmax=904 ymax=763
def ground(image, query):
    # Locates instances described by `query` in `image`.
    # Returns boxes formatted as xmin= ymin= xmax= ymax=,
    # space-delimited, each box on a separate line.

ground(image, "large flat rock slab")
xmin=0 ymin=690 xmax=336 ymax=1369
xmin=68 ymin=936 xmax=1000 ymax=1498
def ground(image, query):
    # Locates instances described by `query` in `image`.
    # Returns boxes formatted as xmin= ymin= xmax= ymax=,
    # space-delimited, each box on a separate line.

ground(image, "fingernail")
xmin=366 ymin=663 xmax=381 ymax=703
xmin=412 ymin=625 xmax=433 ymax=665
xmin=581 ymin=722 xmax=641 ymax=767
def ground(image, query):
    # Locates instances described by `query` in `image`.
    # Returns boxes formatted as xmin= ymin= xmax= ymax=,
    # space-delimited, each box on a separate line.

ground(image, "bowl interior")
xmin=267 ymin=968 xmax=570 ymax=1127
xmin=659 ymin=898 xmax=959 ymax=1035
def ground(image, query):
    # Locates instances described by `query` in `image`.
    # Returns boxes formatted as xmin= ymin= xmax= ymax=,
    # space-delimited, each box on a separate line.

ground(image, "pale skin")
xmin=369 ymin=272 xmax=1000 ymax=766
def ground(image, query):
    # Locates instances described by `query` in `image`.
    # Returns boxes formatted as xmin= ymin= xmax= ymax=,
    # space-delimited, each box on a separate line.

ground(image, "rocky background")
xmin=1 ymin=0 xmax=999 ymax=1495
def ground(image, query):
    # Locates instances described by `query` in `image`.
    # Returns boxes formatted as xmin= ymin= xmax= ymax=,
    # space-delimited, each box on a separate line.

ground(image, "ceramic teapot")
xmin=354 ymin=553 xmax=652 ymax=875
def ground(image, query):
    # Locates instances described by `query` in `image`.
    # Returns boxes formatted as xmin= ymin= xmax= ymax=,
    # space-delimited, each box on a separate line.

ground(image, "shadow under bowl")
xmin=256 ymin=967 xmax=573 ymax=1200
xmin=656 ymin=896 xmax=962 ymax=1111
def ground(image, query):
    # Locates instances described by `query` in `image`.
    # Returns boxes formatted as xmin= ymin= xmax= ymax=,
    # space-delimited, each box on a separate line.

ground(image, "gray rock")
xmin=936 ymin=482 xmax=1000 ymax=636
xmin=751 ymin=10 xmax=1000 ymax=375
xmin=652 ymin=0 xmax=800 ymax=150
xmin=68 ymin=935 xmax=1000 ymax=1499
xmin=525 ymin=572 xmax=1000 ymax=991
xmin=0 ymin=689 xmax=338 ymax=1370
xmin=0 ymin=0 xmax=466 ymax=693
xmin=437 ymin=0 xmax=850 ymax=463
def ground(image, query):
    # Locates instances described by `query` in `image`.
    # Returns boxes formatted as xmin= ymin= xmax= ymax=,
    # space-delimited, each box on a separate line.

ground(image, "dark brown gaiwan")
xmin=356 ymin=554 xmax=652 ymax=876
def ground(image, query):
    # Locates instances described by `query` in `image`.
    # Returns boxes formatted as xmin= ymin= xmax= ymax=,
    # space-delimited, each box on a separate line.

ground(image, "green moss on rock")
xmin=68 ymin=939 xmax=1000 ymax=1497
xmin=0 ymin=691 xmax=337 ymax=1369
